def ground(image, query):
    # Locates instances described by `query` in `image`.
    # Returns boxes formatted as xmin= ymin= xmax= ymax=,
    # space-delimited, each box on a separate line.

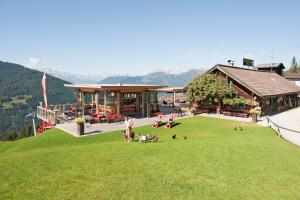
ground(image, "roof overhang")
xmin=64 ymin=83 xmax=168 ymax=93
xmin=157 ymin=87 xmax=185 ymax=93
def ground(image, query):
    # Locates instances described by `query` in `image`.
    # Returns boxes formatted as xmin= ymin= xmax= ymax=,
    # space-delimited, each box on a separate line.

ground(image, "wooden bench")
xmin=222 ymin=111 xmax=249 ymax=118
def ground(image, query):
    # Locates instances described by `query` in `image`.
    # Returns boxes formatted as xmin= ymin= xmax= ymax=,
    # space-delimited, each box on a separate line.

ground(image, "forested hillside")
xmin=0 ymin=61 xmax=74 ymax=140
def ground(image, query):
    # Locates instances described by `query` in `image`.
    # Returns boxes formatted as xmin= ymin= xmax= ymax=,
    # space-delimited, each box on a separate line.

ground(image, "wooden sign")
xmin=243 ymin=58 xmax=254 ymax=67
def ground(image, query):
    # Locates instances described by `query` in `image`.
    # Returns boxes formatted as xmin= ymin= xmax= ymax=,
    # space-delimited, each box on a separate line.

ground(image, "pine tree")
xmin=289 ymin=56 xmax=298 ymax=72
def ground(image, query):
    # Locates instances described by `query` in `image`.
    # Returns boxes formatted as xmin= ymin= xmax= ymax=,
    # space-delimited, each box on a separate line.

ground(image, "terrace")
xmin=36 ymin=84 xmax=193 ymax=136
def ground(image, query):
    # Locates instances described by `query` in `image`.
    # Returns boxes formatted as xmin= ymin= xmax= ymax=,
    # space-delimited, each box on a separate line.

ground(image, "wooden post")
xmin=95 ymin=92 xmax=99 ymax=114
xmin=104 ymin=90 xmax=107 ymax=115
xmin=91 ymin=93 xmax=94 ymax=105
xmin=136 ymin=93 xmax=140 ymax=114
xmin=173 ymin=91 xmax=176 ymax=106
xmin=142 ymin=92 xmax=145 ymax=117
xmin=81 ymin=92 xmax=85 ymax=116
xmin=116 ymin=92 xmax=120 ymax=114
xmin=146 ymin=92 xmax=149 ymax=117
xmin=32 ymin=117 xmax=37 ymax=136
xmin=75 ymin=90 xmax=79 ymax=113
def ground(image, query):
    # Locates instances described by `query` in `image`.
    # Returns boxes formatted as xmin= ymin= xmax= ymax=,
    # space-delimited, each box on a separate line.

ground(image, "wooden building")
xmin=254 ymin=63 xmax=285 ymax=76
xmin=206 ymin=64 xmax=300 ymax=114
xmin=284 ymin=72 xmax=300 ymax=87
xmin=64 ymin=83 xmax=166 ymax=117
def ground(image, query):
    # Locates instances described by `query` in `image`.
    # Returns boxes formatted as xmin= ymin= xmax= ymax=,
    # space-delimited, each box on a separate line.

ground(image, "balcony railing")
xmin=37 ymin=106 xmax=57 ymax=125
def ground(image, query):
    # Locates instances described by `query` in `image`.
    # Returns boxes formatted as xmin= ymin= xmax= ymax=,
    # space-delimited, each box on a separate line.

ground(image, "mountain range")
xmin=41 ymin=67 xmax=203 ymax=86
xmin=99 ymin=69 xmax=203 ymax=86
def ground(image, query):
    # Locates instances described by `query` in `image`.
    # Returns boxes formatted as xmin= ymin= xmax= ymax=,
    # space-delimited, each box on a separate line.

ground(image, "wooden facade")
xmin=206 ymin=64 xmax=300 ymax=115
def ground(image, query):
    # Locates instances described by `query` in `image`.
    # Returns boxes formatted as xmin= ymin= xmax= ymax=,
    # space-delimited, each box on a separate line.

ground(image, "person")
xmin=124 ymin=116 xmax=133 ymax=143
xmin=166 ymin=115 xmax=175 ymax=128
xmin=153 ymin=114 xmax=162 ymax=128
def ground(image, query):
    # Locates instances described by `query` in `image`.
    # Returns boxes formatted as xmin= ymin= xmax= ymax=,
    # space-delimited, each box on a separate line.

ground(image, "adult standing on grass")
xmin=124 ymin=116 xmax=133 ymax=143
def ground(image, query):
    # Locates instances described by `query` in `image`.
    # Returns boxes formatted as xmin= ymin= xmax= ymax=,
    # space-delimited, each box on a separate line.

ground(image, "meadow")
xmin=1 ymin=116 xmax=300 ymax=199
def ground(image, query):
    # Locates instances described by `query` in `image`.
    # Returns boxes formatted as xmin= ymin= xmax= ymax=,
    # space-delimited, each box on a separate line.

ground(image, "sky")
xmin=1 ymin=0 xmax=300 ymax=76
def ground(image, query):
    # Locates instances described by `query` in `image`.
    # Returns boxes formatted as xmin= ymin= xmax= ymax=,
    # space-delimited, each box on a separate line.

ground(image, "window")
xmin=123 ymin=93 xmax=136 ymax=99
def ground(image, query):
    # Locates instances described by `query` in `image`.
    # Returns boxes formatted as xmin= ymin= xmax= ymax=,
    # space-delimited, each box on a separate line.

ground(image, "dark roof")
xmin=255 ymin=63 xmax=285 ymax=69
xmin=284 ymin=72 xmax=300 ymax=79
xmin=208 ymin=64 xmax=300 ymax=97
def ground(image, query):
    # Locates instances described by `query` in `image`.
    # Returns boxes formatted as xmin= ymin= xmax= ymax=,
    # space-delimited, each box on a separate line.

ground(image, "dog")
xmin=122 ymin=129 xmax=135 ymax=141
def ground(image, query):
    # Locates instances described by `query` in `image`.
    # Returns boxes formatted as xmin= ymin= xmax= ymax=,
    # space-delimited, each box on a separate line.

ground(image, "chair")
xmin=165 ymin=115 xmax=175 ymax=128
xmin=152 ymin=115 xmax=163 ymax=128
xmin=91 ymin=114 xmax=103 ymax=123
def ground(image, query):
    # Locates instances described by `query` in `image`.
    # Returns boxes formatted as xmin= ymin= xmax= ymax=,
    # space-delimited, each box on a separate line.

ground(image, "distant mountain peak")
xmin=99 ymin=69 xmax=203 ymax=87
xmin=28 ymin=67 xmax=102 ymax=84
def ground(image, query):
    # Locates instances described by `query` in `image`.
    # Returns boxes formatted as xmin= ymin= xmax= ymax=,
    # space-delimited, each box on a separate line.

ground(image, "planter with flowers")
xmin=190 ymin=107 xmax=197 ymax=116
xmin=249 ymin=109 xmax=260 ymax=123
xmin=75 ymin=117 xmax=85 ymax=135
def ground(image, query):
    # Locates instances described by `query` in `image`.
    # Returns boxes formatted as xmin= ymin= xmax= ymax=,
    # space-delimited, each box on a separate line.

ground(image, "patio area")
xmin=56 ymin=112 xmax=191 ymax=137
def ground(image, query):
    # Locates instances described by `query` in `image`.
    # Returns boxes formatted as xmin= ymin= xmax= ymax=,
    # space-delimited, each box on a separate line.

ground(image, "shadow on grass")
xmin=155 ymin=122 xmax=181 ymax=128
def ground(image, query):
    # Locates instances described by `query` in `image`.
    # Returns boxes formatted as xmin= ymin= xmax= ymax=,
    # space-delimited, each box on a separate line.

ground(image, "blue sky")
xmin=1 ymin=0 xmax=300 ymax=76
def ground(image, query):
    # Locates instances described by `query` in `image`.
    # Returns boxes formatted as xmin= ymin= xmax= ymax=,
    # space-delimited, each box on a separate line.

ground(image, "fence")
xmin=266 ymin=117 xmax=300 ymax=147
xmin=36 ymin=106 xmax=57 ymax=125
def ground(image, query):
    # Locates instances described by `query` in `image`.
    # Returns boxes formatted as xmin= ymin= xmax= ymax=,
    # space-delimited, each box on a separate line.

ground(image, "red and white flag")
xmin=41 ymin=73 xmax=48 ymax=111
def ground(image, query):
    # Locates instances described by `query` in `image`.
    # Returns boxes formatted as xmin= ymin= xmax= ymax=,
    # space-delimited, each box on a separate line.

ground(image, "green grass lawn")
xmin=1 ymin=116 xmax=300 ymax=199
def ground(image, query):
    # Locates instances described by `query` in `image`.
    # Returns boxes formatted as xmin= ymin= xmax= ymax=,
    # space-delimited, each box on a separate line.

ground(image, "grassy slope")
xmin=1 ymin=116 xmax=300 ymax=199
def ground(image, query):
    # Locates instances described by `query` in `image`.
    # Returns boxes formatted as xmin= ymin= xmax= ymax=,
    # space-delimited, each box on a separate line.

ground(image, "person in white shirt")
xmin=124 ymin=117 xmax=133 ymax=143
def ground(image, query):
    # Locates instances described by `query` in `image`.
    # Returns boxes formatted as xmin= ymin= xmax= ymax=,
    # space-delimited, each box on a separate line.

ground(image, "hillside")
xmin=1 ymin=117 xmax=300 ymax=199
xmin=99 ymin=69 xmax=203 ymax=86
xmin=0 ymin=61 xmax=74 ymax=138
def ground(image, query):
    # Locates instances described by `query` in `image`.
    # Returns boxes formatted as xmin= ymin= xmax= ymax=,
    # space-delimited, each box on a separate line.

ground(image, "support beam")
xmin=146 ymin=92 xmax=149 ymax=117
xmin=91 ymin=93 xmax=94 ymax=105
xmin=136 ymin=93 xmax=140 ymax=114
xmin=32 ymin=118 xmax=37 ymax=136
xmin=81 ymin=92 xmax=85 ymax=116
xmin=95 ymin=92 xmax=99 ymax=114
xmin=116 ymin=92 xmax=120 ymax=114
xmin=173 ymin=91 xmax=176 ymax=106
xmin=75 ymin=90 xmax=80 ymax=113
xmin=142 ymin=92 xmax=145 ymax=117
xmin=104 ymin=90 xmax=107 ymax=115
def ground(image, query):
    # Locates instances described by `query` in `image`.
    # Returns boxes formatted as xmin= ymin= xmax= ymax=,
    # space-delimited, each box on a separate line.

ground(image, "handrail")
xmin=36 ymin=106 xmax=57 ymax=125
xmin=266 ymin=117 xmax=300 ymax=137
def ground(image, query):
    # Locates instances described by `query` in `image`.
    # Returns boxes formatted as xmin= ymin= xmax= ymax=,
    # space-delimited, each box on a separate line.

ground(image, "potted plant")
xmin=190 ymin=107 xmax=196 ymax=116
xmin=75 ymin=117 xmax=85 ymax=135
xmin=249 ymin=109 xmax=260 ymax=123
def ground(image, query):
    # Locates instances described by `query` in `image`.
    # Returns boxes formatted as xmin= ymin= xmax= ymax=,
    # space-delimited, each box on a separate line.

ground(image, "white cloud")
xmin=26 ymin=57 xmax=41 ymax=68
